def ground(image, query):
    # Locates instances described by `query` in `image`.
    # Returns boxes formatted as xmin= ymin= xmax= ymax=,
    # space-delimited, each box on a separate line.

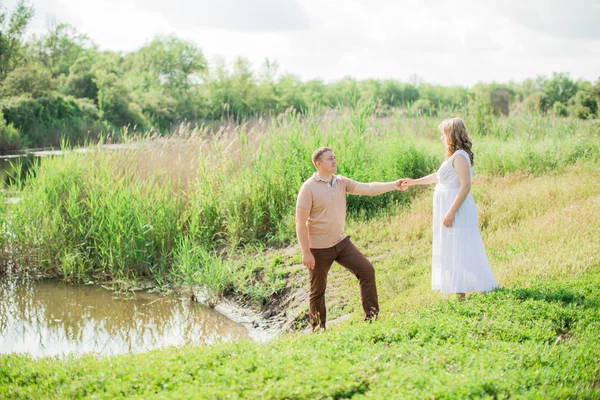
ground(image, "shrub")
xmin=0 ymin=65 xmax=52 ymax=98
xmin=410 ymin=99 xmax=436 ymax=116
xmin=0 ymin=110 xmax=22 ymax=151
xmin=552 ymin=101 xmax=569 ymax=117
xmin=467 ymin=85 xmax=493 ymax=136
xmin=0 ymin=93 xmax=101 ymax=147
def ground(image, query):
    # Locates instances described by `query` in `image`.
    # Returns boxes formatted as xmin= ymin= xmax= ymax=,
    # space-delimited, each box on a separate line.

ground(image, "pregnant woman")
xmin=402 ymin=117 xmax=498 ymax=300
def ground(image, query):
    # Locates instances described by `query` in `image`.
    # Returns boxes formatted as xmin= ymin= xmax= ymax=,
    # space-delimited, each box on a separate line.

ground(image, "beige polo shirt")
xmin=296 ymin=173 xmax=359 ymax=249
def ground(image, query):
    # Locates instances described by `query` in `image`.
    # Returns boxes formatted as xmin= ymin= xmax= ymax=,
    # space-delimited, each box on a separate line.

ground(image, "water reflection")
xmin=0 ymin=155 xmax=38 ymax=187
xmin=0 ymin=278 xmax=249 ymax=357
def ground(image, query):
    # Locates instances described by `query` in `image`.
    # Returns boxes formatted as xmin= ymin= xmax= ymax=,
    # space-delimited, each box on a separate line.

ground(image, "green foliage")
xmin=419 ymin=83 xmax=469 ymax=110
xmin=2 ymin=106 xmax=439 ymax=286
xmin=553 ymin=101 xmax=569 ymax=117
xmin=3 ymin=105 xmax=599 ymax=293
xmin=539 ymin=72 xmax=578 ymax=110
xmin=410 ymin=99 xmax=436 ymax=116
xmin=0 ymin=93 xmax=101 ymax=146
xmin=520 ymin=92 xmax=545 ymax=115
xmin=569 ymin=90 xmax=598 ymax=119
xmin=0 ymin=110 xmax=21 ymax=151
xmin=125 ymin=35 xmax=206 ymax=89
xmin=64 ymin=50 xmax=99 ymax=101
xmin=26 ymin=23 xmax=91 ymax=77
xmin=0 ymin=64 xmax=53 ymax=98
xmin=94 ymin=70 xmax=148 ymax=129
xmin=1 ymin=274 xmax=598 ymax=398
xmin=467 ymin=84 xmax=494 ymax=136
xmin=0 ymin=0 xmax=34 ymax=79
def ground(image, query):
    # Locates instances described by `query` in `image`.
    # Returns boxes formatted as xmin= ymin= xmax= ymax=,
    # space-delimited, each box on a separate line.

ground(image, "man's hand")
xmin=302 ymin=251 xmax=316 ymax=269
xmin=396 ymin=178 xmax=413 ymax=190
xmin=395 ymin=179 xmax=408 ymax=191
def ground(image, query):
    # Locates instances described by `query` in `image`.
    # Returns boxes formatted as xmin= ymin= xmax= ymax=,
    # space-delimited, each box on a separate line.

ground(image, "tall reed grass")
xmin=0 ymin=105 xmax=439 ymax=293
xmin=1 ymin=103 xmax=598 ymax=299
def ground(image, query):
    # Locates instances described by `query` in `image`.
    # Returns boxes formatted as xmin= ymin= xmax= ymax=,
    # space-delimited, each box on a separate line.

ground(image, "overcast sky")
xmin=5 ymin=0 xmax=600 ymax=85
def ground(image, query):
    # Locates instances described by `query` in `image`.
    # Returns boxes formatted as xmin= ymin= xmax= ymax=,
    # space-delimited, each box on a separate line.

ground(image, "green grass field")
xmin=1 ymin=107 xmax=599 ymax=398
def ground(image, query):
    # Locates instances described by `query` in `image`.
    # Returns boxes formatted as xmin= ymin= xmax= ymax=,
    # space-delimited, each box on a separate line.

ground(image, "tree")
xmin=0 ymin=0 xmax=35 ymax=80
xmin=124 ymin=35 xmax=206 ymax=92
xmin=542 ymin=72 xmax=577 ymax=111
xmin=467 ymin=84 xmax=493 ymax=135
xmin=94 ymin=70 xmax=148 ymax=129
xmin=65 ymin=50 xmax=99 ymax=101
xmin=26 ymin=22 xmax=92 ymax=78
xmin=0 ymin=64 xmax=52 ymax=97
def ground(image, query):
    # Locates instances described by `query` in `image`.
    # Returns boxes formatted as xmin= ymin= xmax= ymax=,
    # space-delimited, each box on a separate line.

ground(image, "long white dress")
xmin=431 ymin=149 xmax=498 ymax=293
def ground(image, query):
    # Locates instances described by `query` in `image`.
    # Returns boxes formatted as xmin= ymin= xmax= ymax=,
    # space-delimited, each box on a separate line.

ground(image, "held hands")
xmin=396 ymin=178 xmax=415 ymax=190
xmin=443 ymin=211 xmax=455 ymax=228
xmin=302 ymin=251 xmax=316 ymax=269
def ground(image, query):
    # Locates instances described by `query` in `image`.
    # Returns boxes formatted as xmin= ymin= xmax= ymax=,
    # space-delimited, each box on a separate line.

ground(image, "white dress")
xmin=431 ymin=150 xmax=498 ymax=293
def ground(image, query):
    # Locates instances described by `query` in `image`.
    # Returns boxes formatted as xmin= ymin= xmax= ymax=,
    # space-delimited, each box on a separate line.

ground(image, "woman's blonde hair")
xmin=438 ymin=118 xmax=474 ymax=166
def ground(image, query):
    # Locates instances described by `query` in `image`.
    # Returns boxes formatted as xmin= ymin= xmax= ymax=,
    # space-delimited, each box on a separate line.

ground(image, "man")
xmin=295 ymin=146 xmax=406 ymax=331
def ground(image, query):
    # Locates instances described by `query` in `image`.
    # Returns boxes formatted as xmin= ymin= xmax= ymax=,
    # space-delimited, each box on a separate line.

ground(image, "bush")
xmin=0 ymin=93 xmax=101 ymax=147
xmin=94 ymin=71 xmax=148 ymax=130
xmin=520 ymin=92 xmax=545 ymax=115
xmin=569 ymin=91 xmax=598 ymax=119
xmin=410 ymin=99 xmax=436 ymax=116
xmin=0 ymin=110 xmax=22 ymax=151
xmin=552 ymin=101 xmax=569 ymax=117
xmin=0 ymin=65 xmax=53 ymax=98
xmin=467 ymin=85 xmax=493 ymax=136
xmin=65 ymin=53 xmax=99 ymax=102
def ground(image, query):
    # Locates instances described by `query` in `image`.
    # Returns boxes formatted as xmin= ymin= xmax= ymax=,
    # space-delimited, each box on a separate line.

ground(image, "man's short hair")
xmin=312 ymin=147 xmax=333 ymax=166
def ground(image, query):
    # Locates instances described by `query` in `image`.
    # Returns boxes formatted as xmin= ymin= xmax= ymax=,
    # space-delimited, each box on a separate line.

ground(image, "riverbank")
xmin=2 ymin=166 xmax=600 ymax=397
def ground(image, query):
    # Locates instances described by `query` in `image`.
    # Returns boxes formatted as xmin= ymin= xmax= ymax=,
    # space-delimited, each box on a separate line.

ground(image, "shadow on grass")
xmin=511 ymin=287 xmax=594 ymax=306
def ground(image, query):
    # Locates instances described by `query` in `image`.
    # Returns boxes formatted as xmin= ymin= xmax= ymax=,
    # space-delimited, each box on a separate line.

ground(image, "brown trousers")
xmin=308 ymin=236 xmax=379 ymax=330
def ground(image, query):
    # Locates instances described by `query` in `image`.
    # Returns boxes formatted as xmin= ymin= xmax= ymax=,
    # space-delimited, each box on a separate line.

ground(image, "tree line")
xmin=1 ymin=0 xmax=599 ymax=151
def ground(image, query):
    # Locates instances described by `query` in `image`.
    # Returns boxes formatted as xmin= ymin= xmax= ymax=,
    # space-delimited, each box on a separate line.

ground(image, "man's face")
xmin=317 ymin=151 xmax=337 ymax=173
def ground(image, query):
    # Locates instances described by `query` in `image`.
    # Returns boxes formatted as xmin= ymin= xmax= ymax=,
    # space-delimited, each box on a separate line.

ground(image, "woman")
xmin=402 ymin=118 xmax=498 ymax=300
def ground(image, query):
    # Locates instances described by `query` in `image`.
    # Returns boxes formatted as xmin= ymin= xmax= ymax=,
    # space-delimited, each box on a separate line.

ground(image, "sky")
xmin=4 ymin=0 xmax=600 ymax=85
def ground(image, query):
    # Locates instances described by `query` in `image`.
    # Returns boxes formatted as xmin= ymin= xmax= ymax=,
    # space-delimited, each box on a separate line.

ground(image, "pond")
xmin=0 ymin=145 xmax=256 ymax=358
xmin=0 ymin=278 xmax=250 ymax=358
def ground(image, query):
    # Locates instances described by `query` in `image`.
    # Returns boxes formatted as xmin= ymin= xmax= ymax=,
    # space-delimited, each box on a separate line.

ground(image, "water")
xmin=0 ymin=145 xmax=136 ymax=188
xmin=0 ymin=145 xmax=253 ymax=357
xmin=0 ymin=154 xmax=38 ymax=188
xmin=0 ymin=278 xmax=250 ymax=357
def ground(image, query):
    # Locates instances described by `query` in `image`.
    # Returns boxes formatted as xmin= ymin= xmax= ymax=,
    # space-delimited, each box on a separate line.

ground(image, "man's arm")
xmin=352 ymin=180 xmax=405 ymax=196
xmin=295 ymin=207 xmax=315 ymax=269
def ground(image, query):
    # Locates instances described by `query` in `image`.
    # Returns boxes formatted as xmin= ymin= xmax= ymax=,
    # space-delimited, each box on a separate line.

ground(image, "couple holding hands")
xmin=295 ymin=117 xmax=498 ymax=331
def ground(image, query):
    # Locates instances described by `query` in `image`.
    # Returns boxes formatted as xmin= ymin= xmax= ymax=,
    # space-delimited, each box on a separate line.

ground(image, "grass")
xmin=1 ymin=164 xmax=599 ymax=398
xmin=1 ymin=107 xmax=598 ymax=298
xmin=1 ymin=275 xmax=598 ymax=398
xmin=0 ymin=106 xmax=599 ymax=397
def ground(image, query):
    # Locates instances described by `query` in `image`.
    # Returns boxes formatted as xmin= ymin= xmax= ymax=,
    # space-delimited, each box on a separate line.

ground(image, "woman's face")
xmin=440 ymin=131 xmax=448 ymax=147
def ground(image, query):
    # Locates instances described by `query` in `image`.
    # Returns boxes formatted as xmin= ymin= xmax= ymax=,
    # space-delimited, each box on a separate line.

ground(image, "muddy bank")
xmin=190 ymin=266 xmax=310 ymax=342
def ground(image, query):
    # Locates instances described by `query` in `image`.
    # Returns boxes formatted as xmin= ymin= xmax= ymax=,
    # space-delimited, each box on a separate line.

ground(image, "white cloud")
xmin=3 ymin=0 xmax=599 ymax=85
xmin=132 ymin=0 xmax=310 ymax=32
xmin=499 ymin=0 xmax=600 ymax=39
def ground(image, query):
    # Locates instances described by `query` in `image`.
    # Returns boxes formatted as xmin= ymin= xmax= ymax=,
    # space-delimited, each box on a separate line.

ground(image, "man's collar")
xmin=313 ymin=173 xmax=337 ymax=185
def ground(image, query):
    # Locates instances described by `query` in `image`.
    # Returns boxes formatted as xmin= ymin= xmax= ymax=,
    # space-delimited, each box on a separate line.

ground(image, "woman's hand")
xmin=399 ymin=178 xmax=415 ymax=189
xmin=443 ymin=211 xmax=455 ymax=228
